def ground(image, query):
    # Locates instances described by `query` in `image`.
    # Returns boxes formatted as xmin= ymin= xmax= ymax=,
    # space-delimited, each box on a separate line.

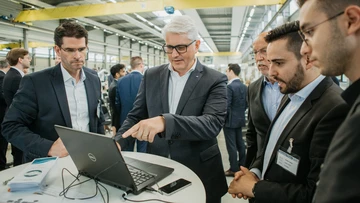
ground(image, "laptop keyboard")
xmin=128 ymin=166 xmax=155 ymax=186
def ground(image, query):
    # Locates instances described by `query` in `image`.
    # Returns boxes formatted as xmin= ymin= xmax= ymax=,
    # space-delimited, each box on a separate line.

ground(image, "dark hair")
xmin=110 ymin=64 xmax=126 ymax=77
xmin=265 ymin=21 xmax=302 ymax=60
xmin=298 ymin=0 xmax=360 ymax=17
xmin=0 ymin=59 xmax=9 ymax=69
xmin=54 ymin=21 xmax=88 ymax=47
xmin=228 ymin=63 xmax=241 ymax=76
xmin=6 ymin=48 xmax=29 ymax=66
xmin=130 ymin=56 xmax=143 ymax=69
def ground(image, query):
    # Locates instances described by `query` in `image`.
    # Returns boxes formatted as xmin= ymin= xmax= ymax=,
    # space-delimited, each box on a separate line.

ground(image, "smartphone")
xmin=159 ymin=178 xmax=192 ymax=195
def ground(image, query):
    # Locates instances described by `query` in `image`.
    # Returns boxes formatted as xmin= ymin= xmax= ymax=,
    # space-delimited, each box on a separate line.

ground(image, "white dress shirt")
xmin=61 ymin=65 xmax=90 ymax=132
xmin=168 ymin=59 xmax=197 ymax=114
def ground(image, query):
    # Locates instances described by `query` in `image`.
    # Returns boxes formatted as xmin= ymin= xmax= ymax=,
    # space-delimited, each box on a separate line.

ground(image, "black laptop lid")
xmin=54 ymin=125 xmax=135 ymax=192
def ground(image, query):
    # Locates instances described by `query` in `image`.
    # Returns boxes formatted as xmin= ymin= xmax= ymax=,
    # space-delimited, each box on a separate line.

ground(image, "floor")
xmin=5 ymin=130 xmax=248 ymax=203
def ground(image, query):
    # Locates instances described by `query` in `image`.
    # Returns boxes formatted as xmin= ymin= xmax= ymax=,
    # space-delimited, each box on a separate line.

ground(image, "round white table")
xmin=0 ymin=152 xmax=206 ymax=203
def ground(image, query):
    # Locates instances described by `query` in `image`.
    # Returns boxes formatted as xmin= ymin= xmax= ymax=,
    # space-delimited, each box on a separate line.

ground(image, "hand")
xmin=112 ymin=126 xmax=117 ymax=136
xmin=116 ymin=142 xmax=121 ymax=151
xmin=228 ymin=166 xmax=258 ymax=198
xmin=48 ymin=138 xmax=68 ymax=157
xmin=122 ymin=116 xmax=165 ymax=143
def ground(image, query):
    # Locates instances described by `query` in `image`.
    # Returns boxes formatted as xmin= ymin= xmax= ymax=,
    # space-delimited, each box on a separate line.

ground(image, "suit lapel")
xmin=50 ymin=65 xmax=72 ymax=127
xmin=176 ymin=61 xmax=203 ymax=114
xmin=160 ymin=65 xmax=170 ymax=113
xmin=256 ymin=77 xmax=271 ymax=123
xmin=83 ymin=69 xmax=98 ymax=132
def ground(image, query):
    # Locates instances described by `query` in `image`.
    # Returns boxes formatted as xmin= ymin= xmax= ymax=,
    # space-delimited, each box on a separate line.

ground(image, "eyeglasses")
xmin=252 ymin=48 xmax=267 ymax=57
xmin=60 ymin=47 xmax=88 ymax=54
xmin=299 ymin=11 xmax=344 ymax=45
xmin=162 ymin=40 xmax=196 ymax=54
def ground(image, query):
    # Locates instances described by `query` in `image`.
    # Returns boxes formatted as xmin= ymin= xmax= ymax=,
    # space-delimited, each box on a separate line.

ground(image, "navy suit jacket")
xmin=2 ymin=68 xmax=22 ymax=110
xmin=0 ymin=71 xmax=6 ymax=122
xmin=224 ymin=79 xmax=247 ymax=128
xmin=115 ymin=61 xmax=228 ymax=200
xmin=115 ymin=71 xmax=143 ymax=126
xmin=2 ymin=64 xmax=105 ymax=162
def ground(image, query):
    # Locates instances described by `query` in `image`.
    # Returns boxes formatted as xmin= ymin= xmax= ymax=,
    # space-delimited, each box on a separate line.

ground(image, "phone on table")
xmin=159 ymin=178 xmax=192 ymax=195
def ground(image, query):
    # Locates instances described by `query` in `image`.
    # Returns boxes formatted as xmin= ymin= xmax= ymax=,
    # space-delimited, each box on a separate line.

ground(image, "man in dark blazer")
xmin=2 ymin=48 xmax=31 ymax=166
xmin=245 ymin=32 xmax=283 ymax=168
xmin=224 ymin=63 xmax=248 ymax=176
xmin=115 ymin=15 xmax=228 ymax=203
xmin=228 ymin=21 xmax=349 ymax=203
xmin=2 ymin=21 xmax=104 ymax=163
xmin=115 ymin=56 xmax=146 ymax=152
xmin=108 ymin=63 xmax=126 ymax=136
xmin=299 ymin=1 xmax=360 ymax=202
xmin=0 ymin=59 xmax=10 ymax=170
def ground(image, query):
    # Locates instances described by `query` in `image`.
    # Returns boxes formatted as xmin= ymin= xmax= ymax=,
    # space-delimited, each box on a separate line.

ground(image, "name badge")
xmin=276 ymin=148 xmax=300 ymax=176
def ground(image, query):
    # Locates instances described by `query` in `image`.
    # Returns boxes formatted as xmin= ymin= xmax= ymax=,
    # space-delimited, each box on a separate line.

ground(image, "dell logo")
xmin=88 ymin=153 xmax=96 ymax=162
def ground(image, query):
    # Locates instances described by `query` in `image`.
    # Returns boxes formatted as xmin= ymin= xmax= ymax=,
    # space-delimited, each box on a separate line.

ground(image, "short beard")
xmin=279 ymin=63 xmax=305 ymax=94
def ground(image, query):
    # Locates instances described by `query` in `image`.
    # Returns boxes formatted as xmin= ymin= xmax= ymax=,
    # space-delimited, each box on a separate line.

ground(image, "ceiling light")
xmin=134 ymin=13 xmax=147 ymax=22
xmin=154 ymin=26 xmax=162 ymax=31
xmin=147 ymin=21 xmax=154 ymax=26
xmin=245 ymin=22 xmax=250 ymax=28
xmin=247 ymin=17 xmax=251 ymax=22
xmin=108 ymin=0 xmax=117 ymax=3
xmin=250 ymin=8 xmax=255 ymax=17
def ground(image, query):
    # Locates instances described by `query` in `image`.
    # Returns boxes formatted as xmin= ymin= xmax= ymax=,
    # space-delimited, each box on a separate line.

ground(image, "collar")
xmin=61 ymin=64 xmax=86 ymax=83
xmin=228 ymin=78 xmax=240 ymax=85
xmin=288 ymin=75 xmax=325 ymax=100
xmin=11 ymin=67 xmax=25 ymax=77
xmin=130 ymin=70 xmax=142 ymax=74
xmin=167 ymin=58 xmax=197 ymax=75
xmin=0 ymin=69 xmax=6 ymax=74
xmin=342 ymin=78 xmax=360 ymax=106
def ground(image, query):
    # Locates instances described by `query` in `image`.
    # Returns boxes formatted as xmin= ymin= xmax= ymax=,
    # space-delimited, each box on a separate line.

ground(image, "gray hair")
xmin=162 ymin=15 xmax=199 ymax=41
xmin=0 ymin=59 xmax=9 ymax=69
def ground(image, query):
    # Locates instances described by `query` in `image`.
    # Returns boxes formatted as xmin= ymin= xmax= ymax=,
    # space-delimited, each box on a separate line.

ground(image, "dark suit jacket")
xmin=116 ymin=71 xmax=142 ymax=126
xmin=3 ymin=68 xmax=22 ymax=109
xmin=0 ymin=71 xmax=6 ymax=122
xmin=116 ymin=61 xmax=228 ymax=200
xmin=245 ymin=76 xmax=272 ymax=167
xmin=224 ymin=79 xmax=247 ymax=128
xmin=1 ymin=64 xmax=105 ymax=163
xmin=108 ymin=79 xmax=120 ymax=130
xmin=313 ymin=78 xmax=360 ymax=203
xmin=250 ymin=77 xmax=349 ymax=203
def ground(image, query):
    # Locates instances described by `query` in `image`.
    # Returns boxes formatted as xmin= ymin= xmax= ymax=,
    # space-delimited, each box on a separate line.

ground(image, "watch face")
xmin=24 ymin=170 xmax=42 ymax=177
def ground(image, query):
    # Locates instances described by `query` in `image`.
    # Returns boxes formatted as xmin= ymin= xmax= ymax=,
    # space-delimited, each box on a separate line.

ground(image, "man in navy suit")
xmin=224 ymin=63 xmax=247 ymax=176
xmin=115 ymin=56 xmax=146 ymax=152
xmin=0 ymin=59 xmax=10 ymax=170
xmin=2 ymin=21 xmax=104 ymax=163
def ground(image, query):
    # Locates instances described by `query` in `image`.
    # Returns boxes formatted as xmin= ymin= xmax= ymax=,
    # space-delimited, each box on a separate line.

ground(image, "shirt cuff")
xmin=250 ymin=168 xmax=261 ymax=179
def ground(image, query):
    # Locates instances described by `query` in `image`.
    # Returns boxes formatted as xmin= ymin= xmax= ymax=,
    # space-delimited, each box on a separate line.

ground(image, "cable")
xmin=122 ymin=192 xmax=175 ymax=203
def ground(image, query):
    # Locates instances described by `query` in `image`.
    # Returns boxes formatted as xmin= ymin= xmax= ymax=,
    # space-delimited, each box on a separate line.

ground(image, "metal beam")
xmin=15 ymin=0 xmax=287 ymax=22
xmin=196 ymin=52 xmax=242 ymax=57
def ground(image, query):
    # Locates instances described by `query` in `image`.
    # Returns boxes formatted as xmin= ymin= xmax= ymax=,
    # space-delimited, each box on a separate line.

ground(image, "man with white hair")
xmin=115 ymin=15 xmax=228 ymax=202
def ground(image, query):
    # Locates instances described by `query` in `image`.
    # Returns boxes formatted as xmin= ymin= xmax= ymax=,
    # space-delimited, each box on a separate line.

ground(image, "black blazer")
xmin=224 ymin=79 xmax=247 ymax=128
xmin=2 ymin=64 xmax=105 ymax=162
xmin=2 ymin=68 xmax=22 ymax=109
xmin=0 ymin=71 xmax=6 ymax=122
xmin=116 ymin=61 xmax=228 ymax=201
xmin=108 ymin=79 xmax=120 ymax=130
xmin=245 ymin=76 xmax=272 ymax=167
xmin=250 ymin=77 xmax=349 ymax=203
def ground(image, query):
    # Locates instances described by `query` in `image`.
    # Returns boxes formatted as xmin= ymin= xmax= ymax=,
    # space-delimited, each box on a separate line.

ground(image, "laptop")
xmin=54 ymin=125 xmax=174 ymax=195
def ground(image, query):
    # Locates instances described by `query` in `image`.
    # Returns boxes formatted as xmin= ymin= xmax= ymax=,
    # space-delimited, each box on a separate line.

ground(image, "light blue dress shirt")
xmin=61 ymin=65 xmax=90 ymax=132
xmin=254 ymin=75 xmax=326 ymax=179
xmin=262 ymin=78 xmax=283 ymax=121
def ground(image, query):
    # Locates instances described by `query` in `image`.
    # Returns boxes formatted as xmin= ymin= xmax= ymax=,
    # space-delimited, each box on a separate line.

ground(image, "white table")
xmin=0 ymin=152 xmax=206 ymax=203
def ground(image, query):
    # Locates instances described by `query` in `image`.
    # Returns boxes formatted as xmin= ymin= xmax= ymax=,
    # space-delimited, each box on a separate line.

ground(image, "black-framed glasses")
xmin=162 ymin=40 xmax=196 ymax=54
xmin=252 ymin=48 xmax=267 ymax=57
xmin=299 ymin=11 xmax=344 ymax=45
xmin=60 ymin=47 xmax=88 ymax=54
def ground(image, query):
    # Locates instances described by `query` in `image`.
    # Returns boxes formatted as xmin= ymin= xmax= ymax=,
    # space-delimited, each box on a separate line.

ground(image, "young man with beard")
xmin=245 ymin=32 xmax=284 ymax=168
xmin=2 ymin=21 xmax=104 ymax=163
xmin=228 ymin=21 xmax=349 ymax=203
xmin=298 ymin=0 xmax=360 ymax=202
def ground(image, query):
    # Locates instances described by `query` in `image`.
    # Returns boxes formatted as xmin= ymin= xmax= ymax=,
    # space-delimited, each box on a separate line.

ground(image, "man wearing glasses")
xmin=115 ymin=15 xmax=228 ymax=203
xmin=298 ymin=0 xmax=360 ymax=202
xmin=2 ymin=21 xmax=104 ymax=163
xmin=245 ymin=32 xmax=283 ymax=168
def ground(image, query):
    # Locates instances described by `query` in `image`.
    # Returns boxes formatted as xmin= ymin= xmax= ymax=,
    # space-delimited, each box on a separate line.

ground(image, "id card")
xmin=276 ymin=148 xmax=300 ymax=176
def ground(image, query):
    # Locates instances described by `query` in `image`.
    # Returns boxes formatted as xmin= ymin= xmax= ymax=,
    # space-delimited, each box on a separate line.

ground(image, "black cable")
xmin=122 ymin=192 xmax=174 ymax=203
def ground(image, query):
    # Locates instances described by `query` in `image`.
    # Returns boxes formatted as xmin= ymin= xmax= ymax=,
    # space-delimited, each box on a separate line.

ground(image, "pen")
xmin=2 ymin=177 xmax=14 ymax=186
